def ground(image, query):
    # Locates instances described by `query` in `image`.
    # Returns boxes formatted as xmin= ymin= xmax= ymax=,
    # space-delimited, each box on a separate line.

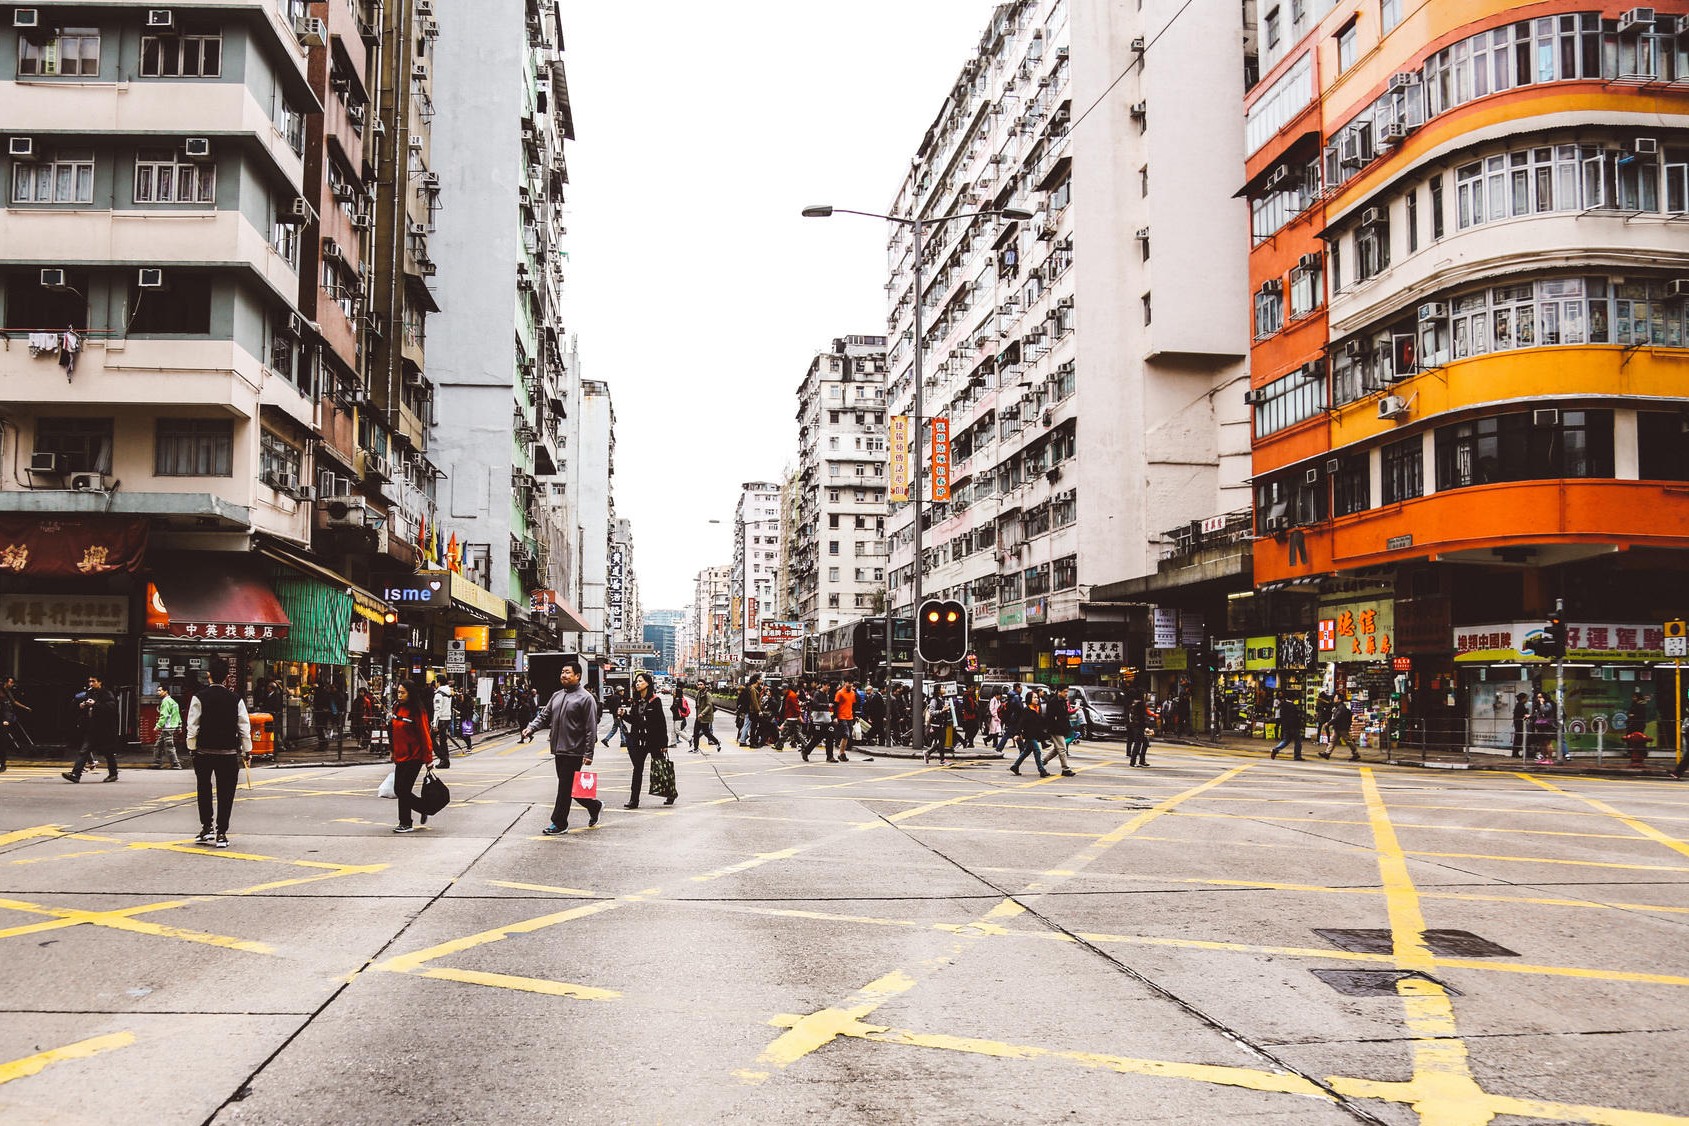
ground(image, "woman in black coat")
xmin=622 ymin=672 xmax=674 ymax=809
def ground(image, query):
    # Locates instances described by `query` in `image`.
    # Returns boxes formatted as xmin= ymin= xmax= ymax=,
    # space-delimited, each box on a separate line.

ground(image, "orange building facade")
xmin=1238 ymin=3 xmax=1689 ymax=753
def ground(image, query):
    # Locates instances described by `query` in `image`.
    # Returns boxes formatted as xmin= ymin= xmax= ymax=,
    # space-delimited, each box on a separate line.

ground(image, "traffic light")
xmin=918 ymin=598 xmax=968 ymax=664
xmin=1524 ymin=613 xmax=1566 ymax=659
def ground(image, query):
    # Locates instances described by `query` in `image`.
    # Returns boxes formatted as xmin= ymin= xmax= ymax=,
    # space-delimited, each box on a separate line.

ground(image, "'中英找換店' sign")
xmin=0 ymin=593 xmax=129 ymax=635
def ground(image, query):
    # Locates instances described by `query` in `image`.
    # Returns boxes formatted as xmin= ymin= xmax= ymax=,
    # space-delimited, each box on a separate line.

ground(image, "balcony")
xmin=0 ymin=337 xmax=272 ymax=414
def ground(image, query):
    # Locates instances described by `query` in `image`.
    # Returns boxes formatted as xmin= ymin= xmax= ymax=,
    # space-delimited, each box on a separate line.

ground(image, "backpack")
xmin=680 ymin=697 xmax=691 ymax=717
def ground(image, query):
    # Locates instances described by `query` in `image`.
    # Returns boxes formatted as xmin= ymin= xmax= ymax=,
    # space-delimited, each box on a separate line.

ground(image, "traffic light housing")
xmin=918 ymin=598 xmax=968 ymax=664
xmin=1524 ymin=613 xmax=1566 ymax=659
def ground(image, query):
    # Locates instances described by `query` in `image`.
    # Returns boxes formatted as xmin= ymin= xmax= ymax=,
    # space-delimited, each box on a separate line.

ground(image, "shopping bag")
xmin=377 ymin=770 xmax=397 ymax=799
xmin=418 ymin=768 xmax=451 ymax=816
xmin=648 ymin=754 xmax=676 ymax=799
xmin=461 ymin=718 xmax=474 ymax=736
xmin=571 ymin=769 xmax=599 ymax=800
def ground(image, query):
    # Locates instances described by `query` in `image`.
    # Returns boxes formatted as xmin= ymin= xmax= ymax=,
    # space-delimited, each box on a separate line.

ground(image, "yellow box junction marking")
xmin=1522 ymin=775 xmax=1689 ymax=861
xmin=0 ymin=1032 xmax=135 ymax=1086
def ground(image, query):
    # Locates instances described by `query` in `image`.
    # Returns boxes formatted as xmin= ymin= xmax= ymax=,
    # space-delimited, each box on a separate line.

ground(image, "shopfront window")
xmin=1433 ymin=409 xmax=1613 ymax=489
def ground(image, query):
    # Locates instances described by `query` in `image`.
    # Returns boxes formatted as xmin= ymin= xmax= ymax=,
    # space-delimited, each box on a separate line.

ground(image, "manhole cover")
xmin=1311 ymin=969 xmax=1461 ymax=997
xmin=1314 ymin=928 xmax=1518 ymax=958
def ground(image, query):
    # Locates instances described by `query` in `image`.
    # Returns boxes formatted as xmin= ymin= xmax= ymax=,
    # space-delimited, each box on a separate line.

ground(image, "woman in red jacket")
xmin=390 ymin=681 xmax=434 ymax=833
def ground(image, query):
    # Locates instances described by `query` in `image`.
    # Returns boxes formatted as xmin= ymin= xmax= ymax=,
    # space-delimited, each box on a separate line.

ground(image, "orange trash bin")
xmin=249 ymin=712 xmax=275 ymax=758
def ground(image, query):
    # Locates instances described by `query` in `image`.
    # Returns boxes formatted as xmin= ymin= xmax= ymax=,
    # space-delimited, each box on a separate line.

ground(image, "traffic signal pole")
xmin=1555 ymin=597 xmax=1568 ymax=763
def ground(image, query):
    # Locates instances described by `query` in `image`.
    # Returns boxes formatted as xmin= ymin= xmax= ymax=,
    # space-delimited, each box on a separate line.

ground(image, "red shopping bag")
xmin=571 ymin=769 xmax=599 ymax=800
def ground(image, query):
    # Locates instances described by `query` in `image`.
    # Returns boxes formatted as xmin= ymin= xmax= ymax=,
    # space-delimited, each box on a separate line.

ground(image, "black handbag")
xmin=648 ymin=752 xmax=677 ymax=799
xmin=418 ymin=767 xmax=451 ymax=816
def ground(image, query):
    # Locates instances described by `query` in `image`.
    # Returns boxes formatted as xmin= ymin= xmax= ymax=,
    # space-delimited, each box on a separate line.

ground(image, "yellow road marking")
xmin=374 ymin=896 xmax=638 ymax=975
xmin=1166 ymin=808 xmax=1647 ymax=842
xmin=1523 ymin=775 xmax=1689 ymax=861
xmin=414 ymin=966 xmax=619 ymax=1000
xmin=1407 ymin=850 xmax=1689 ymax=873
xmin=0 ymin=824 xmax=64 ymax=848
xmin=0 ymin=895 xmax=273 ymax=954
xmin=488 ymin=880 xmax=597 ymax=897
xmin=0 ymin=1032 xmax=135 ymax=1085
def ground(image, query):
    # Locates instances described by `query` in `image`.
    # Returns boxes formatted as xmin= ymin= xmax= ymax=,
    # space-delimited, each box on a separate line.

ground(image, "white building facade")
xmin=730 ymin=481 xmax=782 ymax=665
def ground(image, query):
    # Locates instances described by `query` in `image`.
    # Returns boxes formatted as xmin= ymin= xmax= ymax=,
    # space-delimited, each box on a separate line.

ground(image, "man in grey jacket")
xmin=521 ymin=659 xmax=603 ymax=835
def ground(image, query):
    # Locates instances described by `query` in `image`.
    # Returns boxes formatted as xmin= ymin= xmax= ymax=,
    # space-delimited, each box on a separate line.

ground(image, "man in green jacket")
xmin=152 ymin=683 xmax=183 ymax=769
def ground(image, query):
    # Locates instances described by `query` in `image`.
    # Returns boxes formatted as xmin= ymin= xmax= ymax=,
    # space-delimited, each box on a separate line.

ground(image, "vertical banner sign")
xmin=888 ymin=415 xmax=911 ymax=502
xmin=930 ymin=417 xmax=951 ymax=502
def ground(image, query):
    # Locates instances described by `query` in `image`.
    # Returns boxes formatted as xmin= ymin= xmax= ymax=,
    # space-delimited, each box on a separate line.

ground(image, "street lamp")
xmin=803 ymin=202 xmax=1034 ymax=748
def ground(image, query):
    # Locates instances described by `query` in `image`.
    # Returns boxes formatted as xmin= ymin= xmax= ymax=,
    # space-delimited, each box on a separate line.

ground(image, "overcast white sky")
xmin=560 ymin=0 xmax=1001 ymax=609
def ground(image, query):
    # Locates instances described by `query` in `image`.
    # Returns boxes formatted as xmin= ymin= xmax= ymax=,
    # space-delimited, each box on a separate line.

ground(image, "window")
xmin=12 ymin=150 xmax=94 ymax=204
xmin=1290 ymin=259 xmax=1322 ymax=318
xmin=1356 ymin=215 xmax=1390 ymax=281
xmin=828 ymin=540 xmax=840 ymax=556
xmin=18 ymin=28 xmax=100 ymax=76
xmin=1053 ymin=554 xmax=1077 ymax=590
xmin=1024 ymin=564 xmax=1051 ymax=597
xmin=1245 ymin=54 xmax=1313 ymax=155
xmin=1252 ymin=364 xmax=1327 ymax=438
xmin=1142 ymin=292 xmax=1152 ymax=325
xmin=1254 ymin=281 xmax=1285 ymax=338
xmin=828 ymin=567 xmax=840 ymax=582
xmin=130 ymin=272 xmax=212 ymax=334
xmin=1434 ymin=410 xmax=1613 ymax=489
xmin=1381 ymin=436 xmax=1423 ymax=503
xmin=1329 ymin=237 xmax=1342 ymax=291
xmin=134 ymin=150 xmax=215 ymax=204
xmin=828 ymin=514 xmax=839 ymax=528
xmin=1337 ymin=22 xmax=1357 ymax=72
xmin=272 ymin=221 xmax=300 ymax=271
xmin=157 ymin=419 xmax=234 ymax=477
xmin=1380 ymin=0 xmax=1402 ymax=33
xmin=35 ymin=418 xmax=113 ymax=474
xmin=1638 ymin=410 xmax=1689 ymax=481
xmin=2 ymin=267 xmax=88 ymax=328
xmin=140 ymin=31 xmax=221 ymax=77
xmin=1430 ymin=174 xmax=1445 ymax=239
xmin=1265 ymin=7 xmax=1281 ymax=49
xmin=1406 ymin=188 xmax=1419 ymax=252
xmin=1332 ymin=455 xmax=1371 ymax=516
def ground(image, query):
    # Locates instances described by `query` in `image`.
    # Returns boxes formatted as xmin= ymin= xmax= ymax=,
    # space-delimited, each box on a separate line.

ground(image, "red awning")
xmin=150 ymin=555 xmax=290 ymax=641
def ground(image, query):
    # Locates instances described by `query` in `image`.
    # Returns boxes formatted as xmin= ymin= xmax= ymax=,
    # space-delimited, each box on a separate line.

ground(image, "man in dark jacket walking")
xmin=1269 ymin=692 xmax=1306 ymax=760
xmin=64 ymin=675 xmax=121 ymax=782
xmin=185 ymin=657 xmax=252 ymax=847
xmin=522 ymin=659 xmax=604 ymax=835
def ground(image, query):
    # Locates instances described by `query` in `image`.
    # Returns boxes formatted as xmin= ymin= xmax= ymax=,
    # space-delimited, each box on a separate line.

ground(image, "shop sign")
xmin=445 ymin=639 xmax=469 ymax=672
xmin=1245 ymin=635 xmax=1277 ymax=671
xmin=999 ymin=601 xmax=1025 ymax=629
xmin=1453 ymin=622 xmax=1666 ymax=663
xmin=454 ymin=625 xmax=490 ymax=651
xmin=889 ymin=415 xmax=911 ymax=503
xmin=1217 ymin=638 xmax=1246 ymax=671
xmin=0 ymin=593 xmax=128 ymax=635
xmin=1392 ymin=656 xmax=1412 ymax=671
xmin=1082 ymin=641 xmax=1124 ymax=664
xmin=1054 ymin=646 xmax=1082 ymax=668
xmin=930 ymin=416 xmax=951 ymax=502
xmin=1152 ymin=608 xmax=1179 ymax=648
xmin=349 ymin=619 xmax=370 ymax=655
xmin=492 ymin=628 xmax=519 ymax=651
xmin=1025 ymin=596 xmax=1047 ymax=625
xmin=1178 ymin=613 xmax=1205 ymax=648
xmin=383 ymin=574 xmax=450 ymax=608
xmin=1278 ymin=631 xmax=1314 ymax=669
xmin=1317 ymin=598 xmax=1395 ymax=663
xmin=760 ymin=620 xmax=803 ymax=645
xmin=1147 ymin=647 xmax=1188 ymax=671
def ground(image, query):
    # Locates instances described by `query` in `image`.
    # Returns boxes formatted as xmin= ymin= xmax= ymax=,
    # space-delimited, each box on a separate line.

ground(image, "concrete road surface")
xmin=2 ymin=715 xmax=1687 ymax=1124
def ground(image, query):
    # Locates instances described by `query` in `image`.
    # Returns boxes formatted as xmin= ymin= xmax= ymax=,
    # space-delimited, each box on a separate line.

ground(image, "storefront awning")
xmin=260 ymin=572 xmax=353 ymax=665
xmin=449 ymin=572 xmax=507 ymax=623
xmin=150 ymin=556 xmax=290 ymax=641
xmin=256 ymin=544 xmax=395 ymax=624
xmin=0 ymin=515 xmax=148 ymax=576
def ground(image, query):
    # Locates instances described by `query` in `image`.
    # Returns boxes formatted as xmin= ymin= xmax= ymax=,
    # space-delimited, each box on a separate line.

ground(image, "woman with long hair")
xmin=623 ymin=672 xmax=675 ymax=808
xmin=389 ymin=681 xmax=434 ymax=833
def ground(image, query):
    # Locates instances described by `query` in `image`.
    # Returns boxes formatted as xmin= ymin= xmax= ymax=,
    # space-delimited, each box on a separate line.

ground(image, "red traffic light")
xmin=917 ymin=598 xmax=969 ymax=664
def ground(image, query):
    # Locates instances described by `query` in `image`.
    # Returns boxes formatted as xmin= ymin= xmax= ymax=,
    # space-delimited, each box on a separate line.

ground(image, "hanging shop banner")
xmin=889 ymin=415 xmax=911 ymax=503
xmin=1245 ymin=635 xmax=1277 ymax=671
xmin=1278 ymin=631 xmax=1315 ymax=669
xmin=1082 ymin=640 xmax=1124 ymax=664
xmin=1152 ymin=608 xmax=1180 ymax=649
xmin=930 ymin=416 xmax=951 ymax=502
xmin=0 ymin=515 xmax=147 ymax=576
xmin=1177 ymin=613 xmax=1206 ymax=648
xmin=0 ymin=593 xmax=129 ymax=635
xmin=1218 ymin=638 xmax=1247 ymax=671
xmin=1317 ymin=598 xmax=1395 ymax=663
xmin=1146 ymin=647 xmax=1188 ymax=671
xmin=760 ymin=619 xmax=803 ymax=646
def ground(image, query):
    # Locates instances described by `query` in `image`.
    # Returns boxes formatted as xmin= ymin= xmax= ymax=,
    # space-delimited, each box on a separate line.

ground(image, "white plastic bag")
xmin=377 ymin=769 xmax=397 ymax=799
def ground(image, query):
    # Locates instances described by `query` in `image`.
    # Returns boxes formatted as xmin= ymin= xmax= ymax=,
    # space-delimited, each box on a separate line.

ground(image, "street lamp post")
xmin=803 ymin=203 xmax=1031 ymax=749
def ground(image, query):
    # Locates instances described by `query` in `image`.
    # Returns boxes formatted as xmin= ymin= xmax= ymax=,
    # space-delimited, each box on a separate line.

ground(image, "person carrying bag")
xmin=389 ymin=682 xmax=435 ymax=833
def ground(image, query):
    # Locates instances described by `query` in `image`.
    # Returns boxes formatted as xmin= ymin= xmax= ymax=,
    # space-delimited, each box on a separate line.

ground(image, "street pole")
xmin=1555 ymin=596 xmax=1568 ymax=763
xmin=910 ymin=216 xmax=926 ymax=752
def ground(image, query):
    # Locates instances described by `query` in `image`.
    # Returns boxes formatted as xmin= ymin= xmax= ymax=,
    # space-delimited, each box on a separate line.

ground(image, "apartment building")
xmin=575 ymin=379 xmax=615 ymax=656
xmin=692 ymin=564 xmax=733 ymax=675
xmin=731 ymin=481 xmax=782 ymax=665
xmin=883 ymin=0 xmax=1251 ymax=684
xmin=427 ymin=0 xmax=576 ymax=640
xmin=790 ymin=335 xmax=890 ymax=634
xmin=608 ymin=516 xmax=640 ymax=656
xmin=1240 ymin=2 xmax=1689 ymax=749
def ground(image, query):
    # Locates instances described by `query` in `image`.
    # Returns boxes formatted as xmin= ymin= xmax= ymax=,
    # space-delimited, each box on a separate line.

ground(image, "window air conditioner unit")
xmin=1379 ymin=122 xmax=1408 ymax=145
xmin=411 ymin=63 xmax=428 ymax=82
xmin=322 ymin=236 xmax=343 ymax=260
xmin=137 ymin=268 xmax=165 ymax=288
xmin=39 ymin=268 xmax=67 ymax=289
xmin=319 ymin=496 xmax=370 ymax=526
xmin=147 ymin=9 xmax=175 ymax=29
xmin=408 ymin=134 xmax=424 ymax=150
xmin=280 ymin=196 xmax=310 ymax=223
xmin=1298 ymin=252 xmax=1321 ymax=271
xmin=1304 ymin=468 xmax=1320 ymax=485
xmin=1533 ymin=408 xmax=1561 ymax=427
xmin=1261 ymin=278 xmax=1282 ymax=294
xmin=293 ymin=484 xmax=317 ymax=502
xmin=1387 ymin=71 xmax=1421 ymax=90
xmin=1418 ymin=301 xmax=1448 ymax=319
xmin=9 ymin=136 xmax=36 ymax=160
xmin=352 ymin=211 xmax=372 ymax=230
xmin=1130 ymin=36 xmax=1145 ymax=51
xmin=263 ymin=470 xmax=298 ymax=493
xmin=1324 ymin=458 xmax=1341 ymax=475
xmin=1243 ymin=388 xmax=1265 ymax=405
xmin=1264 ymin=514 xmax=1291 ymax=533
xmin=364 ymin=452 xmax=391 ymax=480
xmin=295 ymin=17 xmax=327 ymax=47
xmin=1668 ymin=278 xmax=1689 ymax=298
xmin=1134 ymin=226 xmax=1150 ymax=240
xmin=1360 ymin=206 xmax=1384 ymax=227
xmin=183 ymin=136 xmax=212 ymax=160
xmin=13 ymin=9 xmax=39 ymax=29
xmin=1634 ymin=137 xmax=1659 ymax=155
xmin=1618 ymin=8 xmax=1656 ymax=34
xmin=1377 ymin=394 xmax=1409 ymax=420
xmin=69 ymin=472 xmax=113 ymax=491
xmin=28 ymin=452 xmax=61 ymax=475
xmin=1129 ymin=101 xmax=1147 ymax=119
xmin=286 ymin=313 xmax=306 ymax=338
xmin=1265 ymin=165 xmax=1291 ymax=189
xmin=347 ymin=103 xmax=366 ymax=125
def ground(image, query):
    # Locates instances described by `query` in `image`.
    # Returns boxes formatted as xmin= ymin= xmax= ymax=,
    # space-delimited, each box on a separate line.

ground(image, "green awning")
xmin=259 ymin=570 xmax=353 ymax=665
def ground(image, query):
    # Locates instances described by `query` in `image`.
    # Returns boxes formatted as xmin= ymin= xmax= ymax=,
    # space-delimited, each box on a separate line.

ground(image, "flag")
xmin=447 ymin=533 xmax=461 ymax=574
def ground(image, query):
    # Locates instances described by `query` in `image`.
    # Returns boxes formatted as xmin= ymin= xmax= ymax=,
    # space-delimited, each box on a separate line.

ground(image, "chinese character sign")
xmin=930 ymin=417 xmax=951 ymax=502
xmin=888 ymin=415 xmax=911 ymax=503
xmin=1317 ymin=599 xmax=1394 ymax=663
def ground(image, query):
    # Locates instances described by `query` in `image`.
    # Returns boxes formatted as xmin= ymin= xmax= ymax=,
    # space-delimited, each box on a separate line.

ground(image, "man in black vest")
xmin=186 ymin=657 xmax=252 ymax=848
xmin=63 ymin=675 xmax=120 ymax=782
